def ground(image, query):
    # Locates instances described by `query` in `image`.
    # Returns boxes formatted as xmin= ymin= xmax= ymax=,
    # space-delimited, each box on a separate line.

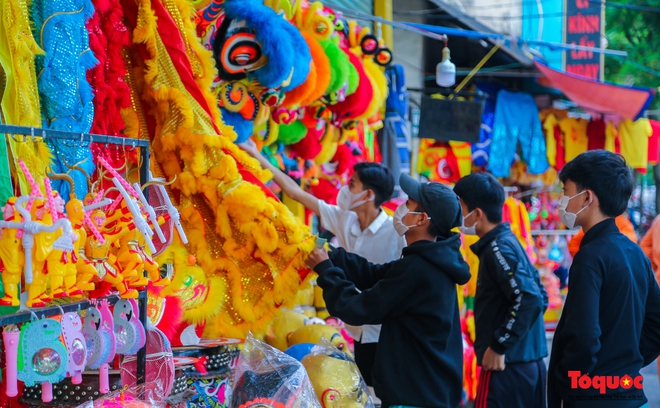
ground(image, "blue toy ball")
xmin=284 ymin=343 xmax=315 ymax=362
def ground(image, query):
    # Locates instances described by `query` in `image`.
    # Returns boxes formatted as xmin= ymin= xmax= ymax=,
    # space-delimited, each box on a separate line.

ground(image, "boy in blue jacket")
xmin=548 ymin=150 xmax=660 ymax=408
xmin=454 ymin=173 xmax=548 ymax=408
xmin=306 ymin=174 xmax=471 ymax=408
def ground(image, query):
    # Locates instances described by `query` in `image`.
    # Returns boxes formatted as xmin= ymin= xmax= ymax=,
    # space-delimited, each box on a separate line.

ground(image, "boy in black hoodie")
xmin=454 ymin=173 xmax=548 ymax=408
xmin=306 ymin=173 xmax=471 ymax=408
xmin=548 ymin=150 xmax=660 ymax=408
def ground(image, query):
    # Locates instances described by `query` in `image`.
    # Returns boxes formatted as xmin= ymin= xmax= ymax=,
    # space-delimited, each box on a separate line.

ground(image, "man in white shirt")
xmin=240 ymin=140 xmax=405 ymax=387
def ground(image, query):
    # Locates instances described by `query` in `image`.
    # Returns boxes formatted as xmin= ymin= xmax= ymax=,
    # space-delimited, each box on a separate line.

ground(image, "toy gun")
xmin=156 ymin=182 xmax=188 ymax=245
xmin=112 ymin=178 xmax=157 ymax=254
xmin=0 ymin=196 xmax=76 ymax=284
xmin=132 ymin=182 xmax=166 ymax=244
xmin=82 ymin=198 xmax=113 ymax=213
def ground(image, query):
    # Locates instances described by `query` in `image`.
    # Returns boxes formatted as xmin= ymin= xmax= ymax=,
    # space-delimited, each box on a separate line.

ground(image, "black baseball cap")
xmin=399 ymin=173 xmax=462 ymax=235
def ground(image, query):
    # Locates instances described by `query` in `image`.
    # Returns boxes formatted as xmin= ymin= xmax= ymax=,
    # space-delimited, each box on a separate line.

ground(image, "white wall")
xmin=454 ymin=0 xmax=522 ymax=37
xmin=392 ymin=0 xmax=426 ymax=91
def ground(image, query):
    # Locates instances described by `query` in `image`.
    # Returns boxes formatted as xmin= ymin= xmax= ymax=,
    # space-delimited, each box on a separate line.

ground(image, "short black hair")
xmin=453 ymin=172 xmax=505 ymax=223
xmin=414 ymin=203 xmax=442 ymax=238
xmin=559 ymin=150 xmax=634 ymax=217
xmin=353 ymin=162 xmax=394 ymax=207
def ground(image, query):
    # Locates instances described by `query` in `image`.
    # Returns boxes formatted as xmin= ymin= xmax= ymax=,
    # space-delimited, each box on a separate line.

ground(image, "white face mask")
xmin=392 ymin=203 xmax=428 ymax=237
xmin=558 ymin=190 xmax=591 ymax=230
xmin=337 ymin=185 xmax=374 ymax=211
xmin=458 ymin=210 xmax=477 ymax=235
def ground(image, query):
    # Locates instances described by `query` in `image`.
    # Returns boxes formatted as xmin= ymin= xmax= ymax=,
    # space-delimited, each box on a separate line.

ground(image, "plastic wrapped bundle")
xmin=230 ymin=333 xmax=321 ymax=408
xmin=302 ymin=338 xmax=374 ymax=408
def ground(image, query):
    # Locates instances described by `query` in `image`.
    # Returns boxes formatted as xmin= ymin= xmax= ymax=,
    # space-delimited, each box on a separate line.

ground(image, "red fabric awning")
xmin=535 ymin=60 xmax=656 ymax=120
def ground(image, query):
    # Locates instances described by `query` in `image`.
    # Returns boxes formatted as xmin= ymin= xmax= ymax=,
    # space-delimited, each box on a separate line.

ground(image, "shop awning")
xmin=535 ymin=60 xmax=656 ymax=120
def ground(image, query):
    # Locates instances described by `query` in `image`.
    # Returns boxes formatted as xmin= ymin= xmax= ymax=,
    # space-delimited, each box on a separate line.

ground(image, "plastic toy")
xmin=60 ymin=311 xmax=87 ymax=384
xmin=17 ymin=318 xmax=68 ymax=402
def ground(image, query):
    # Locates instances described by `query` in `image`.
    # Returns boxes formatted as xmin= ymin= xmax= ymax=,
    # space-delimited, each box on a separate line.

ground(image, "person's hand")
xmin=306 ymin=247 xmax=329 ymax=270
xmin=482 ymin=347 xmax=506 ymax=371
xmin=238 ymin=138 xmax=260 ymax=158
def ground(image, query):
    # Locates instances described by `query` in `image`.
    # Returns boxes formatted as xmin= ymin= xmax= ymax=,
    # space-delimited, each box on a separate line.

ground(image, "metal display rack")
xmin=0 ymin=124 xmax=151 ymax=386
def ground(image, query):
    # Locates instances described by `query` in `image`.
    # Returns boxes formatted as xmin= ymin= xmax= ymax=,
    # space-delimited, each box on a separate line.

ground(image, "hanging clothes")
xmin=587 ymin=118 xmax=606 ymax=151
xmin=543 ymin=114 xmax=565 ymax=170
xmin=618 ymin=118 xmax=653 ymax=171
xmin=604 ymin=121 xmax=621 ymax=153
xmin=502 ymin=196 xmax=537 ymax=264
xmin=648 ymin=120 xmax=660 ymax=165
xmin=488 ymin=90 xmax=549 ymax=177
xmin=379 ymin=64 xmax=409 ymax=181
xmin=559 ymin=117 xmax=589 ymax=163
xmin=543 ymin=114 xmax=558 ymax=167
xmin=473 ymin=82 xmax=506 ymax=168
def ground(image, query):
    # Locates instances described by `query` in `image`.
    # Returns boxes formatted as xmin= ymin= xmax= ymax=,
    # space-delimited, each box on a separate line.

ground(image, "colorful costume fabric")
xmin=121 ymin=0 xmax=314 ymax=337
xmin=0 ymin=0 xmax=53 ymax=194
xmin=31 ymin=0 xmax=97 ymax=199
xmin=86 ymin=0 xmax=132 ymax=138
xmin=488 ymin=90 xmax=548 ymax=177
xmin=543 ymin=114 xmax=565 ymax=170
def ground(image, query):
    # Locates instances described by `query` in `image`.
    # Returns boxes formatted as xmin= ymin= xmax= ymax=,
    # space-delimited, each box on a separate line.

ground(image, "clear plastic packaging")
xmin=302 ymin=338 xmax=375 ymax=408
xmin=120 ymin=325 xmax=175 ymax=405
xmin=230 ymin=333 xmax=321 ymax=408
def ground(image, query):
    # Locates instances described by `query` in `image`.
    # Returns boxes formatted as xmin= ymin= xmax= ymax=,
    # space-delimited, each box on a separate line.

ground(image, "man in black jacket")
xmin=454 ymin=173 xmax=548 ymax=408
xmin=306 ymin=173 xmax=471 ymax=408
xmin=547 ymin=150 xmax=660 ymax=408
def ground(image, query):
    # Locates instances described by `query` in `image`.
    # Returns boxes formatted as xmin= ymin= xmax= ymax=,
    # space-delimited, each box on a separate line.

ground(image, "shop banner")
xmin=563 ymin=0 xmax=604 ymax=80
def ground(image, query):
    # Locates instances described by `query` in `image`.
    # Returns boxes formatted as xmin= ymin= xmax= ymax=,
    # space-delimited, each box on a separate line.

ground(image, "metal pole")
xmin=136 ymin=290 xmax=148 ymax=385
xmin=136 ymin=145 xmax=150 ymax=386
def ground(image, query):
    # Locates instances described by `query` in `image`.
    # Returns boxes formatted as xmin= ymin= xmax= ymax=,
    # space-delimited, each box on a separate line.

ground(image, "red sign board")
xmin=563 ymin=0 xmax=604 ymax=80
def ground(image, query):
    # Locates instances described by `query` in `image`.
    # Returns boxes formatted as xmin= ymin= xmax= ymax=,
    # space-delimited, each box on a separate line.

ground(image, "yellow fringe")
xmin=357 ymin=57 xmax=389 ymax=121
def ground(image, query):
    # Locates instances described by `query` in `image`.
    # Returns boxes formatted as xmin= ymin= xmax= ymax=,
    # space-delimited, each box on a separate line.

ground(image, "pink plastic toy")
xmin=3 ymin=325 xmax=20 ymax=397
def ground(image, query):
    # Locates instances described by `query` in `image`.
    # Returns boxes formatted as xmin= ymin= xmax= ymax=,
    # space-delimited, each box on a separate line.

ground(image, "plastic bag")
xmin=230 ymin=333 xmax=321 ymax=408
xmin=302 ymin=338 xmax=375 ymax=408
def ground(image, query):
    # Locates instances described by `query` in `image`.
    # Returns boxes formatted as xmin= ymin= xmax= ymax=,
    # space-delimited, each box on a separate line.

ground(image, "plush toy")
xmin=264 ymin=311 xmax=308 ymax=351
xmin=303 ymin=351 xmax=371 ymax=408
xmin=288 ymin=325 xmax=351 ymax=355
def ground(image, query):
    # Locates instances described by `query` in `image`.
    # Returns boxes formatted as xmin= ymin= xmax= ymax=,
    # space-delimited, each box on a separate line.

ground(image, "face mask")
xmin=337 ymin=185 xmax=374 ymax=211
xmin=392 ymin=203 xmax=428 ymax=236
xmin=558 ymin=190 xmax=590 ymax=229
xmin=459 ymin=210 xmax=477 ymax=235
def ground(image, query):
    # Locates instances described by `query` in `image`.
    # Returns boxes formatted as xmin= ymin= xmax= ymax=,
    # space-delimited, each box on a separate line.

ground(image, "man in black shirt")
xmin=454 ymin=173 xmax=548 ymax=408
xmin=306 ymin=173 xmax=471 ymax=408
xmin=548 ymin=150 xmax=660 ymax=408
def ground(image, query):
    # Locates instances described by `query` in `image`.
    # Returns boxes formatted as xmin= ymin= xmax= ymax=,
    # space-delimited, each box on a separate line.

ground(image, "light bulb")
xmin=436 ymin=46 xmax=456 ymax=87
